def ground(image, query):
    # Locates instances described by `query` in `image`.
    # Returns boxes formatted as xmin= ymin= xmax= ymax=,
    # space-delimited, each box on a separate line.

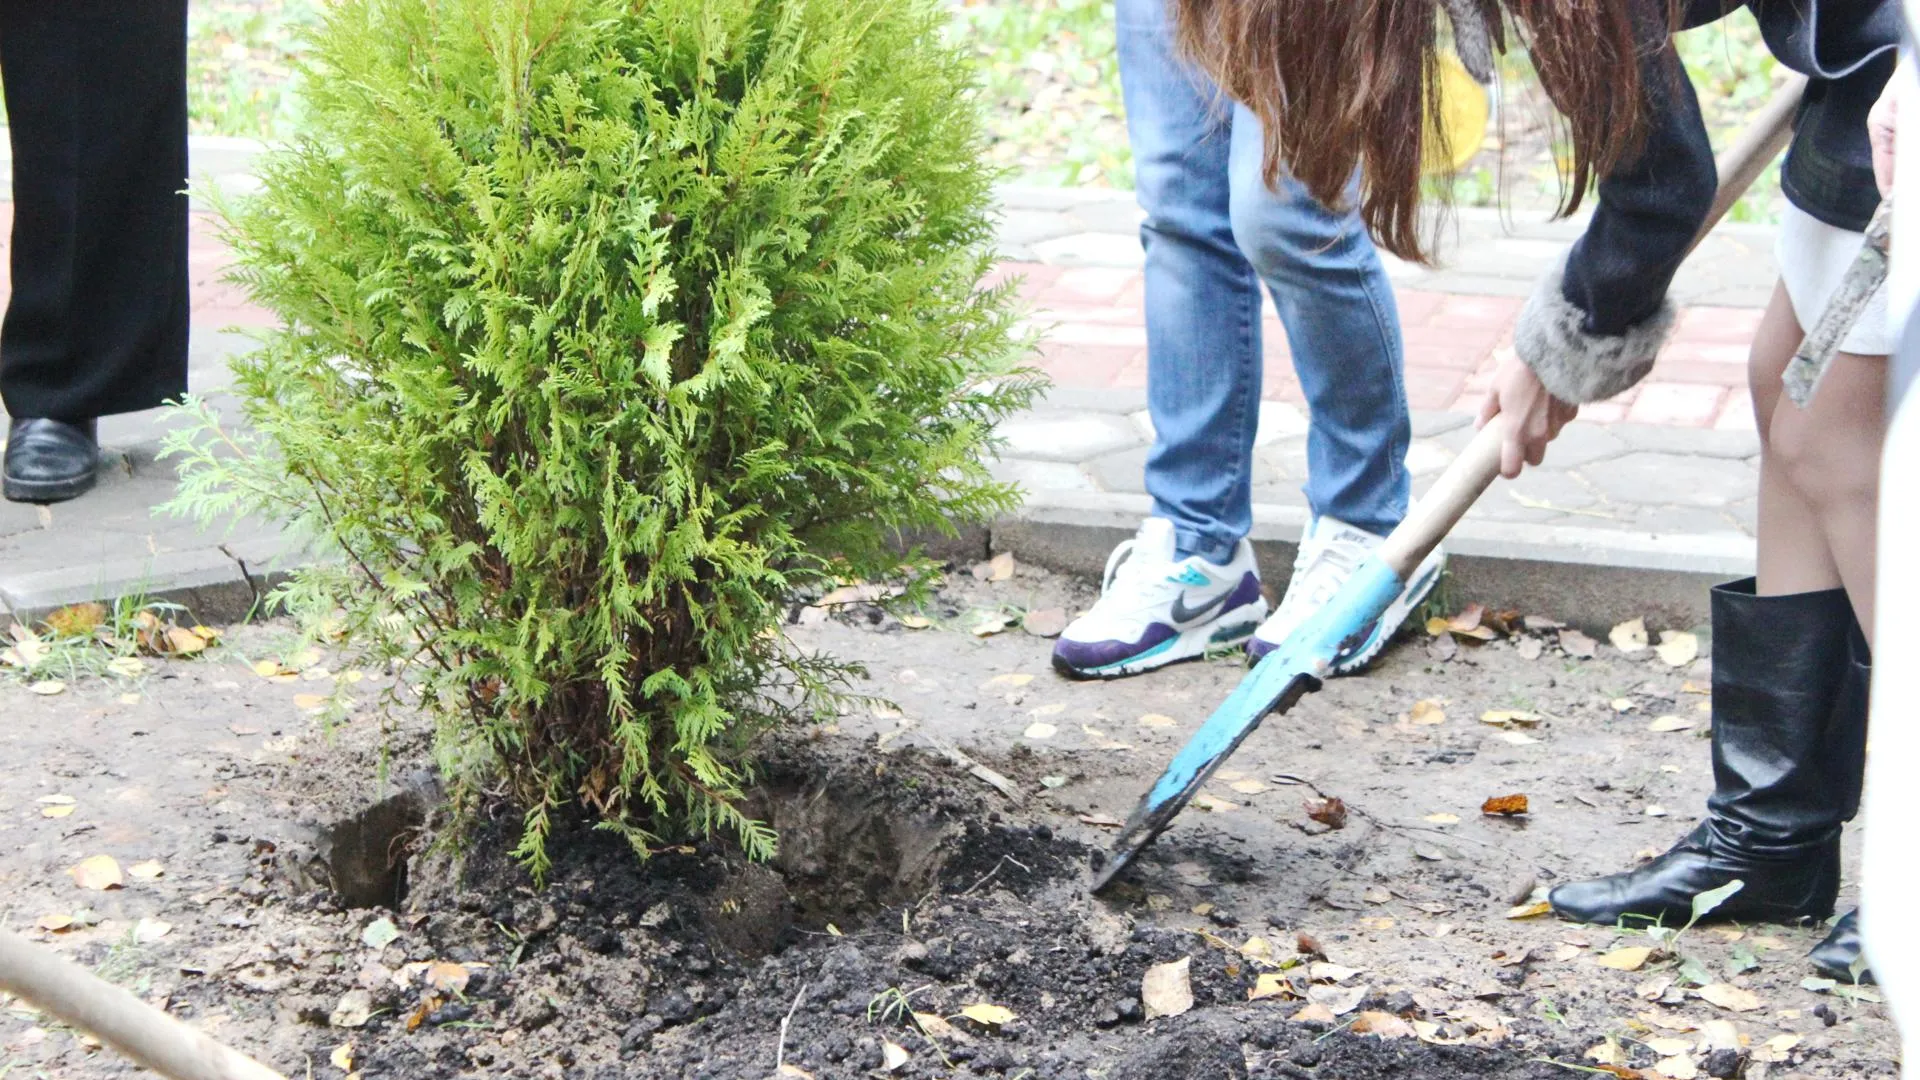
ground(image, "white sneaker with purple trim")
xmin=1050 ymin=517 xmax=1268 ymax=680
xmin=1246 ymin=514 xmax=1445 ymax=674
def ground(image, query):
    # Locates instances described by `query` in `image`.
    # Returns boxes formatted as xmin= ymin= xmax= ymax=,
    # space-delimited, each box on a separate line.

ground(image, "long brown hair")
xmin=1173 ymin=0 xmax=1674 ymax=263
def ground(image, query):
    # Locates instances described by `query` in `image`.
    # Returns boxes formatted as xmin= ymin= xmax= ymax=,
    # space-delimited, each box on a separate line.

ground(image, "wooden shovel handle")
xmin=1377 ymin=75 xmax=1808 ymax=580
xmin=0 ymin=926 xmax=287 ymax=1080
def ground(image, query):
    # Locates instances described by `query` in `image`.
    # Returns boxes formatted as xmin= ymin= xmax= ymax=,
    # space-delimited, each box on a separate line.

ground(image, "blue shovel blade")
xmin=1089 ymin=555 xmax=1408 ymax=892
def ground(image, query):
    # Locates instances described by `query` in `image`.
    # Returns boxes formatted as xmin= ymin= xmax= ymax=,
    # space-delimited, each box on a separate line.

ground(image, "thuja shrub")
xmin=168 ymin=0 xmax=1034 ymax=877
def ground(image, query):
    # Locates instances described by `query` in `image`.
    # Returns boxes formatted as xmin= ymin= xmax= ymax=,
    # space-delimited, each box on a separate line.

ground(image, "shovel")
xmin=1090 ymin=75 xmax=1810 ymax=892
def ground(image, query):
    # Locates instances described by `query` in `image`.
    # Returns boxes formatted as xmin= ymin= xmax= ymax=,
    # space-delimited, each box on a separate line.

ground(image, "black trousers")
xmin=0 ymin=0 xmax=190 ymax=422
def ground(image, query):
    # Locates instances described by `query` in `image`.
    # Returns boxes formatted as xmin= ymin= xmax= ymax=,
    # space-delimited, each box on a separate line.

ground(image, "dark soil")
xmin=0 ymin=560 xmax=1898 ymax=1078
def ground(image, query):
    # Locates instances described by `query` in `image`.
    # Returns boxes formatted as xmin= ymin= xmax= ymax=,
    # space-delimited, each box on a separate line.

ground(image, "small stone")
xmin=1704 ymin=1048 xmax=1748 ymax=1078
xmin=1116 ymin=997 xmax=1144 ymax=1023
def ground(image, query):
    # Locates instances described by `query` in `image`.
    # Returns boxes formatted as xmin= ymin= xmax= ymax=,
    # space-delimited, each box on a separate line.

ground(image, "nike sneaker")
xmin=1247 ymin=514 xmax=1445 ymax=673
xmin=1051 ymin=517 xmax=1268 ymax=680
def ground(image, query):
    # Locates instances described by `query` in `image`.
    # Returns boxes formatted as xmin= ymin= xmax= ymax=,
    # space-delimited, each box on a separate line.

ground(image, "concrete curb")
xmin=994 ymin=490 xmax=1752 ymax=634
xmin=4 ymin=484 xmax=1751 ymax=633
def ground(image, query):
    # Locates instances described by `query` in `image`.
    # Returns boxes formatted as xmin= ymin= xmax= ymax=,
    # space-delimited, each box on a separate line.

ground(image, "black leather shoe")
xmin=3 ymin=418 xmax=100 ymax=504
xmin=1551 ymin=580 xmax=1860 ymax=927
xmin=1810 ymin=909 xmax=1875 ymax=984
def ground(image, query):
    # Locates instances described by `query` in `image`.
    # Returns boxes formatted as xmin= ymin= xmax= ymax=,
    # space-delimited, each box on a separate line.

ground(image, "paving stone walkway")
xmin=1 ymin=155 xmax=1770 ymax=624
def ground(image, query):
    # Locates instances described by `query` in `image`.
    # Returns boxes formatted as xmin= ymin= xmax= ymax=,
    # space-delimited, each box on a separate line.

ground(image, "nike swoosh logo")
xmin=1169 ymin=588 xmax=1232 ymax=625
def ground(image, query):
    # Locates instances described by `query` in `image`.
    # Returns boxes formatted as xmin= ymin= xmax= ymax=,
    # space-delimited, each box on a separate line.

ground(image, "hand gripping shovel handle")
xmin=1091 ymin=76 xmax=1808 ymax=893
xmin=1378 ymin=73 xmax=1808 ymax=582
xmin=0 ymin=926 xmax=287 ymax=1080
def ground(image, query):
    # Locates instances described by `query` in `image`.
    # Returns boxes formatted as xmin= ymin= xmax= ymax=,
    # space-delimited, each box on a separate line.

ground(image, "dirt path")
xmin=0 ymin=562 xmax=1897 ymax=1078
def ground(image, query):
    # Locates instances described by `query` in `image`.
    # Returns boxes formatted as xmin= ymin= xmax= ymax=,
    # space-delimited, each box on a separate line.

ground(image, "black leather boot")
xmin=3 ymin=418 xmax=100 ymax=504
xmin=1550 ymin=579 xmax=1857 ymax=926
xmin=1810 ymin=910 xmax=1874 ymax=984
xmin=1808 ymin=627 xmax=1874 ymax=982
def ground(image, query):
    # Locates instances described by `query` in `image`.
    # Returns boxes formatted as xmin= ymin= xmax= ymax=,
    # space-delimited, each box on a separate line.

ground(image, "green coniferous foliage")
xmin=166 ymin=0 xmax=1035 ymax=878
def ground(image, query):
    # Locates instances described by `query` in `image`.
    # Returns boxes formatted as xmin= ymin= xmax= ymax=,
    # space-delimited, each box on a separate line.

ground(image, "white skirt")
xmin=1776 ymin=202 xmax=1893 ymax=356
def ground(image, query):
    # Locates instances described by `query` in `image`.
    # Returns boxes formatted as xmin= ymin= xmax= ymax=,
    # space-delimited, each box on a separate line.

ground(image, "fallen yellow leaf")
xmin=1648 ymin=715 xmax=1695 ymax=733
xmin=133 ymin=918 xmax=172 ymax=944
xmin=1250 ymin=972 xmax=1292 ymax=1001
xmin=331 ymin=1044 xmax=355 ymax=1071
xmin=1409 ymin=699 xmax=1446 ymax=725
xmin=1655 ymin=630 xmax=1699 ymax=668
xmin=127 ymin=860 xmax=165 ymax=881
xmin=40 ymin=804 xmax=76 ymax=819
xmin=293 ymin=693 xmax=329 ymax=712
xmin=69 ymin=855 xmax=123 ymax=891
xmin=36 ymin=914 xmax=75 ymax=932
xmin=1141 ymin=957 xmax=1195 ymax=1019
xmin=28 ymin=680 xmax=66 ymax=696
xmin=957 ymin=1003 xmax=1015 ymax=1026
xmin=1595 ymin=946 xmax=1654 ymax=971
xmin=1696 ymin=983 xmax=1763 ymax=1012
xmin=1506 ymin=901 xmax=1552 ymax=919
xmin=426 ymin=961 xmax=471 ymax=994
xmin=1610 ymin=618 xmax=1650 ymax=654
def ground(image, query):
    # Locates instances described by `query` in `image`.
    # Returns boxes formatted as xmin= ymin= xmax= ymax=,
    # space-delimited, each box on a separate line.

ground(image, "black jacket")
xmin=1515 ymin=0 xmax=1900 ymax=404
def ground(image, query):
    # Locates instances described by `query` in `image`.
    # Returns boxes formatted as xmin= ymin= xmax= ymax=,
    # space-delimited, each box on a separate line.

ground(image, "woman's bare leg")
xmin=1747 ymin=281 xmax=1886 ymax=644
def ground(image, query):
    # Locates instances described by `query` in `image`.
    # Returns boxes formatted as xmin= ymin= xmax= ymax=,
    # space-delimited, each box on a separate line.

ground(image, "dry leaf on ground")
xmin=1249 ymin=973 xmax=1292 ymax=1001
xmin=1137 ymin=713 xmax=1176 ymax=728
xmin=1596 ymin=946 xmax=1654 ymax=971
xmin=984 ymin=673 xmax=1034 ymax=689
xmin=133 ymin=918 xmax=173 ymax=944
xmin=1409 ymin=699 xmax=1446 ymax=725
xmin=330 ymin=989 xmax=374 ymax=1028
xmin=1481 ymin=794 xmax=1529 ymax=816
xmin=36 ymin=914 xmax=75 ymax=932
xmin=1022 ymin=723 xmax=1057 ymax=740
xmin=425 ymin=962 xmax=470 ymax=994
xmin=1516 ymin=637 xmax=1545 ymax=660
xmin=1655 ymin=1056 xmax=1699 ymax=1079
xmin=881 ymin=1040 xmax=910 ymax=1071
xmin=1424 ymin=812 xmax=1460 ymax=825
xmin=1480 ymin=710 xmax=1541 ymax=728
xmin=127 ymin=860 xmax=164 ymax=881
xmin=1656 ymin=630 xmax=1699 ymax=667
xmin=330 ymin=1044 xmax=355 ymax=1071
xmin=1306 ymin=983 xmax=1368 ymax=1016
xmin=1309 ymin=962 xmax=1362 ymax=983
xmin=28 ymin=680 xmax=66 ymax=696
xmin=897 ymin=614 xmax=933 ymax=630
xmin=1141 ymin=956 xmax=1194 ymax=1019
xmin=1696 ymin=983 xmax=1763 ymax=1012
xmin=1350 ymin=1011 xmax=1415 ymax=1039
xmin=1506 ymin=901 xmax=1552 ymax=919
xmin=970 ymin=612 xmax=1012 ymax=637
xmin=957 ymin=1003 xmax=1015 ymax=1027
xmin=361 ymin=917 xmax=400 ymax=950
xmin=1610 ymin=618 xmax=1651 ymax=654
xmin=1291 ymin=1002 xmax=1337 ymax=1024
xmin=41 ymin=804 xmax=76 ymax=819
xmin=44 ymin=603 xmax=107 ymax=637
xmin=987 ymin=552 xmax=1016 ymax=581
xmin=1560 ymin=628 xmax=1600 ymax=658
xmin=69 ymin=855 xmax=122 ymax=891
xmin=1648 ymin=715 xmax=1695 ymax=733
xmin=1304 ymin=797 xmax=1348 ymax=829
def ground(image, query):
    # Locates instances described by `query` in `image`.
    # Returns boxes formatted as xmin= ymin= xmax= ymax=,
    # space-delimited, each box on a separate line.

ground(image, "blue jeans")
xmin=1116 ymin=0 xmax=1411 ymax=562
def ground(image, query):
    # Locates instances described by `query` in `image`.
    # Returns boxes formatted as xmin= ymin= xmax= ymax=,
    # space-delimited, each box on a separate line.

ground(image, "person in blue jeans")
xmin=1051 ymin=0 xmax=1444 ymax=679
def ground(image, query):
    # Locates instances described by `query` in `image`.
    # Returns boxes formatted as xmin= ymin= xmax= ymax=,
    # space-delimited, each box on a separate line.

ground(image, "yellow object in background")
xmin=1425 ymin=52 xmax=1490 ymax=175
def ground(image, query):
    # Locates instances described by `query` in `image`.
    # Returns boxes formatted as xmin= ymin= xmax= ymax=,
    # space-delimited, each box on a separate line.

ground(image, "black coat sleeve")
xmin=1513 ymin=5 xmax=1717 ymax=404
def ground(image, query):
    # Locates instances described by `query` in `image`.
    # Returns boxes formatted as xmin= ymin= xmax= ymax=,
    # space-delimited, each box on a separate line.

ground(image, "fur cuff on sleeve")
xmin=1514 ymin=257 xmax=1673 ymax=405
xmin=1441 ymin=0 xmax=1498 ymax=84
